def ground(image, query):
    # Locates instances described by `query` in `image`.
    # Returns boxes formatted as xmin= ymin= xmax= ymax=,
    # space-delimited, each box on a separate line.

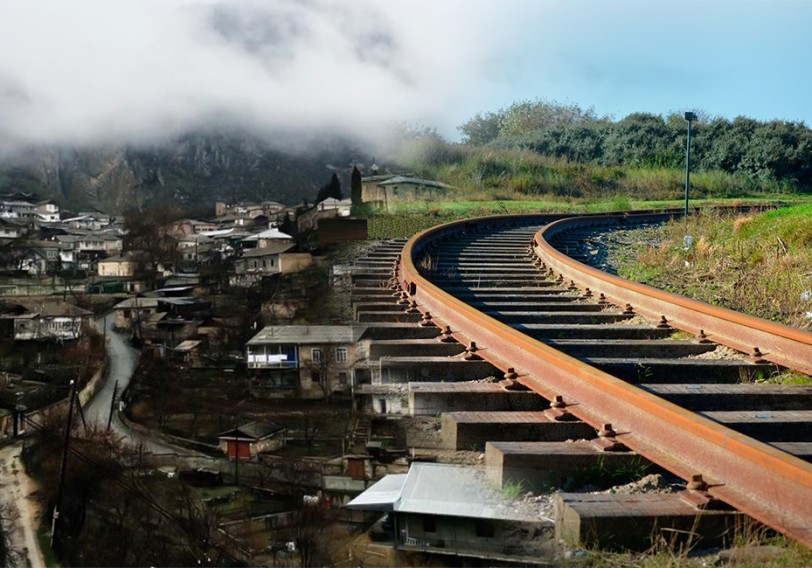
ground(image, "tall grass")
xmin=615 ymin=206 xmax=812 ymax=329
xmin=400 ymin=144 xmax=801 ymax=202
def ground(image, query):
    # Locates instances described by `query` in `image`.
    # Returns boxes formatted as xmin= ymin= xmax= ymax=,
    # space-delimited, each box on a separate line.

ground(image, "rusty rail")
xmin=398 ymin=213 xmax=812 ymax=548
xmin=537 ymin=214 xmax=812 ymax=375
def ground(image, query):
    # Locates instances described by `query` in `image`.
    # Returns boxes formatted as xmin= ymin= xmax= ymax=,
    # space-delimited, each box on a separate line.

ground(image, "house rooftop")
xmin=240 ymin=243 xmax=295 ymax=257
xmin=1 ymin=299 xmax=93 ymax=318
xmin=348 ymin=462 xmax=543 ymax=522
xmin=247 ymin=325 xmax=368 ymax=346
xmin=377 ymin=176 xmax=452 ymax=189
xmin=242 ymin=228 xmax=293 ymax=242
xmin=218 ymin=420 xmax=285 ymax=441
xmin=113 ymin=297 xmax=161 ymax=309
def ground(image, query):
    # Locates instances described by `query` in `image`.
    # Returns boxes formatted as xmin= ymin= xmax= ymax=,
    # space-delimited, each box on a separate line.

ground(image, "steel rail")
xmin=537 ymin=214 xmax=812 ymax=375
xmin=398 ymin=213 xmax=812 ymax=548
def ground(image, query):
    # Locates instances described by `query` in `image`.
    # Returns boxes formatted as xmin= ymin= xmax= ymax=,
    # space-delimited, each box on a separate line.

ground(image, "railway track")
xmin=393 ymin=212 xmax=812 ymax=548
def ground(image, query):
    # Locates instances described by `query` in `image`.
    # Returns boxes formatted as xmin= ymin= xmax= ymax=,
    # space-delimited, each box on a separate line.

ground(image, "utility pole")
xmin=233 ymin=416 xmax=240 ymax=486
xmin=684 ymin=111 xmax=696 ymax=218
xmin=52 ymin=379 xmax=77 ymax=554
xmin=107 ymin=380 xmax=119 ymax=431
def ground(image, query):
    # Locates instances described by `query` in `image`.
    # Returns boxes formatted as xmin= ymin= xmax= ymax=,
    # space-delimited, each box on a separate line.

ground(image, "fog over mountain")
xmin=0 ymin=0 xmax=524 ymax=209
xmin=0 ymin=0 xmax=514 ymax=153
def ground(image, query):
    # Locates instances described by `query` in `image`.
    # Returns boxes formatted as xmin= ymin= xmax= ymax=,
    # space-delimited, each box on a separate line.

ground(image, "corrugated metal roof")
xmin=247 ymin=325 xmax=368 ymax=345
xmin=348 ymin=463 xmax=540 ymax=522
xmin=346 ymin=474 xmax=407 ymax=511
xmin=242 ymin=228 xmax=293 ymax=241
xmin=113 ymin=297 xmax=161 ymax=309
xmin=218 ymin=420 xmax=285 ymax=440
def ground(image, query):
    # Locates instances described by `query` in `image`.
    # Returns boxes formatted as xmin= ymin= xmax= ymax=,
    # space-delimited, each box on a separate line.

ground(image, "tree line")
xmin=457 ymin=100 xmax=812 ymax=187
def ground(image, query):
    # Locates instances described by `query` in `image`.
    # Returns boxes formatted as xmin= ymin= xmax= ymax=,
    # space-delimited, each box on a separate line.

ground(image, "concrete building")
xmin=246 ymin=325 xmax=369 ymax=398
xmin=97 ymin=254 xmax=138 ymax=277
xmin=0 ymin=300 xmax=93 ymax=341
xmin=361 ymin=176 xmax=453 ymax=212
xmin=347 ymin=462 xmax=552 ymax=565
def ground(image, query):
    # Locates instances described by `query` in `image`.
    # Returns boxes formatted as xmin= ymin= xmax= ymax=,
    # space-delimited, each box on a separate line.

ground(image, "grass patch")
xmin=501 ymin=479 xmax=526 ymax=500
xmin=610 ymin=206 xmax=812 ymax=330
xmin=668 ymin=331 xmax=695 ymax=341
xmin=365 ymin=197 xmax=812 ymax=240
xmin=753 ymin=370 xmax=812 ymax=386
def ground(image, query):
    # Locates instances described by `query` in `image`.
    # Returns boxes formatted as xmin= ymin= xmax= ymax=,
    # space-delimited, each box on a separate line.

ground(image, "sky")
xmin=1 ymin=0 xmax=811 ymax=152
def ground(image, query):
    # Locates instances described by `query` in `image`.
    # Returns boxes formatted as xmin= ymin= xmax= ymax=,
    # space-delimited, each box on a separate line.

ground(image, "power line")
xmin=20 ymin=413 xmax=241 ymax=566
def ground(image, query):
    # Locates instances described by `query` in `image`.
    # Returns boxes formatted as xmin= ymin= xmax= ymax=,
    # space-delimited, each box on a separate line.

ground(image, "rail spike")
xmin=438 ymin=326 xmax=455 ymax=343
xmin=463 ymin=341 xmax=482 ymax=361
xmin=592 ymin=423 xmax=630 ymax=452
xmin=544 ymin=395 xmax=579 ymax=422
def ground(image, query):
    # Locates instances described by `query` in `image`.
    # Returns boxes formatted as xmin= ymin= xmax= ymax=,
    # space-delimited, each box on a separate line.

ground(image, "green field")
xmin=366 ymin=196 xmax=812 ymax=239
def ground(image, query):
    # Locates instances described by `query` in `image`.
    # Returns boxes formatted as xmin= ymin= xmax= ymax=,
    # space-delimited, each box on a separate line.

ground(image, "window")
xmin=338 ymin=372 xmax=348 ymax=385
xmin=422 ymin=516 xmax=436 ymax=533
xmin=475 ymin=520 xmax=495 ymax=538
xmin=311 ymin=348 xmax=322 ymax=363
xmin=334 ymin=347 xmax=348 ymax=363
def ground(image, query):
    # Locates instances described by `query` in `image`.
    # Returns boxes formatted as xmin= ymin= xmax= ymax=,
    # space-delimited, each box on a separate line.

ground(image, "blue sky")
xmin=442 ymin=0 xmax=812 ymax=136
xmin=0 ymin=0 xmax=810 ymax=150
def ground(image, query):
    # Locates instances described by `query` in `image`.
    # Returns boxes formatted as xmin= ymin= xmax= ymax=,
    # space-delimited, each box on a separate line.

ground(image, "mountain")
xmin=0 ymin=133 xmax=367 ymax=214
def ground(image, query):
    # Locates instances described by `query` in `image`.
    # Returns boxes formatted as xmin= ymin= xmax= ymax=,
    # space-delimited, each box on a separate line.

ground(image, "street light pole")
xmin=684 ymin=111 xmax=696 ymax=217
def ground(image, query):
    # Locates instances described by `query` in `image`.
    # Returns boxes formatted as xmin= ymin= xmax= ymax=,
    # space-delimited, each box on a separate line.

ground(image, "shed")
xmin=218 ymin=421 xmax=286 ymax=460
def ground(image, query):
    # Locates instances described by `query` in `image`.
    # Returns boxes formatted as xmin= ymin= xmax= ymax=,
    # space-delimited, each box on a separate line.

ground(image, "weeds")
xmin=501 ymin=479 xmax=526 ymax=500
xmin=614 ymin=206 xmax=812 ymax=330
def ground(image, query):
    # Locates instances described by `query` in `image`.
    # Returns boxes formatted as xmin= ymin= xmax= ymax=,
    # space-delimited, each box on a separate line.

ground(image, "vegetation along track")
xmin=394 ymin=211 xmax=812 ymax=548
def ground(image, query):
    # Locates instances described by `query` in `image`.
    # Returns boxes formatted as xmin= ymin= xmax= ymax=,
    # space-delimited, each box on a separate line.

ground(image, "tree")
xmin=122 ymin=204 xmax=182 ymax=289
xmin=458 ymin=110 xmax=503 ymax=145
xmin=601 ymin=112 xmax=674 ymax=167
xmin=315 ymin=173 xmax=342 ymax=203
xmin=350 ymin=166 xmax=362 ymax=206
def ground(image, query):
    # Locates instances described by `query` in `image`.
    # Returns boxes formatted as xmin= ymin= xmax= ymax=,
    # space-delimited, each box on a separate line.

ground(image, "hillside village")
xmin=0 ymin=173 xmax=547 ymax=567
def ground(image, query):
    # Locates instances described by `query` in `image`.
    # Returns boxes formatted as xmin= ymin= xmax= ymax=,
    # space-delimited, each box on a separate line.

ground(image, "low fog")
xmin=0 ymin=0 xmax=524 ymax=154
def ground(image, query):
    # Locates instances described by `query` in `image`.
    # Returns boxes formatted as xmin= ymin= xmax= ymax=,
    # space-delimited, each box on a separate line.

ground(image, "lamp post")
xmin=683 ymin=111 xmax=696 ymax=217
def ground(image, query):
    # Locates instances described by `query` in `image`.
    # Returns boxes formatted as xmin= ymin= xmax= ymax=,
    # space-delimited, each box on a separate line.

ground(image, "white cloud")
xmin=0 ymin=0 xmax=519 ymax=151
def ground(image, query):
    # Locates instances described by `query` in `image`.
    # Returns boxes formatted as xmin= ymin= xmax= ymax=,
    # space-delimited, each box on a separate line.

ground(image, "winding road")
xmin=1 ymin=313 xmax=200 ymax=567
xmin=87 ymin=314 xmax=196 ymax=455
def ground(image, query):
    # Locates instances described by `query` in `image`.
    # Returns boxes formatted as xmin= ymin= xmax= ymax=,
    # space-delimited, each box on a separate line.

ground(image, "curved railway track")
xmin=393 ymin=211 xmax=812 ymax=548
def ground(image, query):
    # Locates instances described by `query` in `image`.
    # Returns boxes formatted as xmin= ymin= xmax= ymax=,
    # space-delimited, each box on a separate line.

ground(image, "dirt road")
xmin=0 ymin=443 xmax=45 ymax=568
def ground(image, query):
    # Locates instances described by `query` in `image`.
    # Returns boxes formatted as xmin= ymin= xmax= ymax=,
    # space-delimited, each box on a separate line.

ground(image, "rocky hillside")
xmin=0 ymin=133 xmax=366 ymax=214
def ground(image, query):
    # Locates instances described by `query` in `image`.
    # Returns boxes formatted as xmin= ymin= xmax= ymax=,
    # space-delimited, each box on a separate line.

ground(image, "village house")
xmin=347 ymin=462 xmax=551 ymax=565
xmin=218 ymin=421 xmax=287 ymax=460
xmin=34 ymin=201 xmax=60 ymax=222
xmin=18 ymin=241 xmax=62 ymax=275
xmin=230 ymin=244 xmax=313 ymax=287
xmin=296 ymin=197 xmax=353 ymax=233
xmin=240 ymin=227 xmax=294 ymax=250
xmin=61 ymin=213 xmax=112 ymax=231
xmin=0 ymin=200 xmax=38 ymax=220
xmin=112 ymin=297 xmax=158 ymax=330
xmin=361 ymin=175 xmax=453 ymax=212
xmin=168 ymin=218 xmax=218 ymax=237
xmin=97 ymin=252 xmax=140 ymax=277
xmin=55 ymin=233 xmax=121 ymax=272
xmin=0 ymin=300 xmax=94 ymax=341
xmin=0 ymin=218 xmax=25 ymax=239
xmin=215 ymin=200 xmax=287 ymax=219
xmin=245 ymin=325 xmax=369 ymax=398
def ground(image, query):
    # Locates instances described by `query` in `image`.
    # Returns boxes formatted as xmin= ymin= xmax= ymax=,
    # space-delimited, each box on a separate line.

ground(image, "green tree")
xmin=350 ymin=165 xmax=362 ymax=206
xmin=316 ymin=173 xmax=342 ymax=203
xmin=458 ymin=110 xmax=503 ymax=145
xmin=601 ymin=112 xmax=674 ymax=167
